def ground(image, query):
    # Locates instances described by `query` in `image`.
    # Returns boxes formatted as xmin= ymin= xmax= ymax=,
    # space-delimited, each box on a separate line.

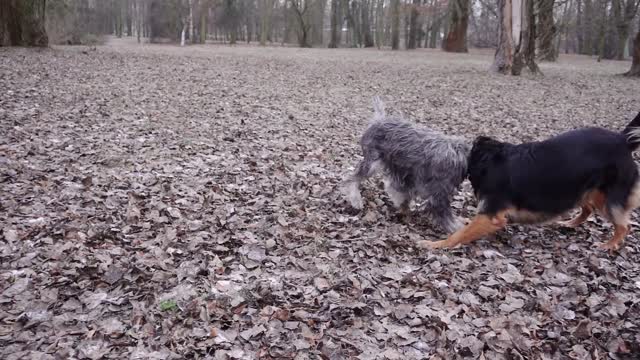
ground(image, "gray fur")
xmin=343 ymin=97 xmax=471 ymax=233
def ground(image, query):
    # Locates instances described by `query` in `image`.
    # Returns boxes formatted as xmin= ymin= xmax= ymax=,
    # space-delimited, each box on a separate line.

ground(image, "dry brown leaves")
xmin=1 ymin=39 xmax=639 ymax=359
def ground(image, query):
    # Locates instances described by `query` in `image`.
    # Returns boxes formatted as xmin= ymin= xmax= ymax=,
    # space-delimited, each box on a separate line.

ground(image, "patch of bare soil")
xmin=1 ymin=39 xmax=639 ymax=359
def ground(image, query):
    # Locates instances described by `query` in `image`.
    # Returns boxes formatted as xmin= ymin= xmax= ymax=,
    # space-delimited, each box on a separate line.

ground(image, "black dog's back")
xmin=470 ymin=127 xmax=638 ymax=216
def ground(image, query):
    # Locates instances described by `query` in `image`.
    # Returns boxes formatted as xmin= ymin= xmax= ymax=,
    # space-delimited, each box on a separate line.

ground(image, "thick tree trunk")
xmin=493 ymin=0 xmax=539 ymax=75
xmin=407 ymin=0 xmax=421 ymax=49
xmin=328 ymin=0 xmax=340 ymax=47
xmin=625 ymin=27 xmax=640 ymax=75
xmin=442 ymin=0 xmax=469 ymax=52
xmin=493 ymin=0 xmax=514 ymax=73
xmin=616 ymin=26 xmax=630 ymax=59
xmin=537 ymin=0 xmax=557 ymax=61
xmin=513 ymin=0 xmax=539 ymax=74
xmin=0 ymin=0 xmax=48 ymax=46
xmin=361 ymin=0 xmax=374 ymax=47
xmin=391 ymin=0 xmax=400 ymax=49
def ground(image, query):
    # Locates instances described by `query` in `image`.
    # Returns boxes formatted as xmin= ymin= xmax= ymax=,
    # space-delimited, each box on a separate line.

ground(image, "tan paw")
xmin=596 ymin=241 xmax=621 ymax=252
xmin=556 ymin=220 xmax=579 ymax=228
xmin=417 ymin=240 xmax=449 ymax=250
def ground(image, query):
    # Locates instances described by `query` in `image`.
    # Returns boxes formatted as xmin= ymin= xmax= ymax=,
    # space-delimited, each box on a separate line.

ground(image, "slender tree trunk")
xmin=375 ymin=0 xmax=383 ymax=48
xmin=328 ymin=0 xmax=340 ymax=47
xmin=429 ymin=15 xmax=441 ymax=48
xmin=576 ymin=0 xmax=583 ymax=52
xmin=200 ymin=1 xmax=208 ymax=43
xmin=584 ymin=0 xmax=594 ymax=55
xmin=442 ymin=0 xmax=469 ymax=52
xmin=407 ymin=0 xmax=421 ymax=49
xmin=391 ymin=0 xmax=400 ymax=49
xmin=361 ymin=0 xmax=374 ymax=47
xmin=596 ymin=0 xmax=609 ymax=61
xmin=625 ymin=25 xmax=640 ymax=75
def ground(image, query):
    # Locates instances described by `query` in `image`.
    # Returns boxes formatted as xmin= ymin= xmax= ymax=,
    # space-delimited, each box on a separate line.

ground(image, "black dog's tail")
xmin=622 ymin=111 xmax=640 ymax=151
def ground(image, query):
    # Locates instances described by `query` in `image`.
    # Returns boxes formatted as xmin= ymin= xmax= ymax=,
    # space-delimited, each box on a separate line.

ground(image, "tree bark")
xmin=290 ymin=0 xmax=312 ymax=47
xmin=375 ymin=0 xmax=383 ymax=48
xmin=391 ymin=0 xmax=400 ymax=49
xmin=200 ymin=1 xmax=208 ymax=43
xmin=625 ymin=25 xmax=640 ymax=75
xmin=361 ymin=0 xmax=374 ymax=47
xmin=492 ymin=0 xmax=539 ymax=75
xmin=537 ymin=0 xmax=556 ymax=61
xmin=328 ymin=0 xmax=340 ymax=47
xmin=407 ymin=0 xmax=421 ymax=49
xmin=612 ymin=0 xmax=640 ymax=60
xmin=442 ymin=0 xmax=469 ymax=52
xmin=0 ymin=0 xmax=48 ymax=46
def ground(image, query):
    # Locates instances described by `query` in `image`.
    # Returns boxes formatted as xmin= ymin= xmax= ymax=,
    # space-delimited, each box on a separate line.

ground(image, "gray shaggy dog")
xmin=343 ymin=98 xmax=471 ymax=232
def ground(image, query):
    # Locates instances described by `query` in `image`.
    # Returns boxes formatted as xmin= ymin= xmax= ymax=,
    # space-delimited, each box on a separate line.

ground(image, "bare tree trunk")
xmin=583 ymin=0 xmax=594 ymax=55
xmin=513 ymin=0 xmax=539 ymax=74
xmin=442 ymin=0 xmax=469 ymax=52
xmin=429 ymin=16 xmax=441 ymax=48
xmin=375 ymin=0 xmax=383 ymax=48
xmin=328 ymin=0 xmax=341 ymax=47
xmin=136 ymin=0 xmax=142 ymax=43
xmin=493 ymin=0 xmax=514 ymax=73
xmin=188 ymin=0 xmax=194 ymax=43
xmin=492 ymin=0 xmax=539 ymax=75
xmin=596 ymin=0 xmax=609 ymax=61
xmin=576 ymin=0 xmax=584 ymax=52
xmin=612 ymin=0 xmax=640 ymax=60
xmin=391 ymin=0 xmax=400 ymax=49
xmin=537 ymin=0 xmax=556 ymax=61
xmin=407 ymin=0 xmax=420 ymax=49
xmin=290 ymin=0 xmax=312 ymax=47
xmin=200 ymin=0 xmax=208 ymax=43
xmin=0 ymin=0 xmax=48 ymax=46
xmin=625 ymin=24 xmax=640 ymax=75
xmin=361 ymin=0 xmax=374 ymax=47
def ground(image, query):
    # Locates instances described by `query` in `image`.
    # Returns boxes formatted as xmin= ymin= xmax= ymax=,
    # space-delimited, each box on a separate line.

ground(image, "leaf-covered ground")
xmin=2 ymin=39 xmax=640 ymax=359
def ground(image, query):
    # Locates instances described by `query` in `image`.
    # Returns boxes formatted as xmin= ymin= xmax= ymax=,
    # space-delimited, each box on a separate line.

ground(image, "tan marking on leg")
xmin=558 ymin=205 xmax=593 ymax=228
xmin=598 ymin=223 xmax=629 ymax=251
xmin=557 ymin=190 xmax=605 ymax=227
xmin=626 ymin=180 xmax=640 ymax=210
xmin=418 ymin=211 xmax=508 ymax=250
xmin=598 ymin=205 xmax=631 ymax=251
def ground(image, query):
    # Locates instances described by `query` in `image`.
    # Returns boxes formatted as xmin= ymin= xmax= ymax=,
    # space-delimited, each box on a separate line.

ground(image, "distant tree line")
xmin=1 ymin=0 xmax=638 ymax=76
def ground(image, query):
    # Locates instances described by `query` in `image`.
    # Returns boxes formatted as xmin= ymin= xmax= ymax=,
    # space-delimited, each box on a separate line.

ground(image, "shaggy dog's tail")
xmin=371 ymin=96 xmax=387 ymax=123
xmin=622 ymin=111 xmax=640 ymax=151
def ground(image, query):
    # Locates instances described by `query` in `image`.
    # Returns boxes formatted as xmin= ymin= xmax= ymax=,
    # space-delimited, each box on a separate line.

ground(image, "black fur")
xmin=469 ymin=113 xmax=640 ymax=219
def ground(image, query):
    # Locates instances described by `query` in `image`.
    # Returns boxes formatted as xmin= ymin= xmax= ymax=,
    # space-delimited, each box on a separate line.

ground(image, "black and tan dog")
xmin=419 ymin=112 xmax=640 ymax=251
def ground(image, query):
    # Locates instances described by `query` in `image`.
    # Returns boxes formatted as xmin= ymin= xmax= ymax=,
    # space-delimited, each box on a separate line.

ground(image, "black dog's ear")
xmin=470 ymin=136 xmax=505 ymax=164
xmin=473 ymin=136 xmax=500 ymax=148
